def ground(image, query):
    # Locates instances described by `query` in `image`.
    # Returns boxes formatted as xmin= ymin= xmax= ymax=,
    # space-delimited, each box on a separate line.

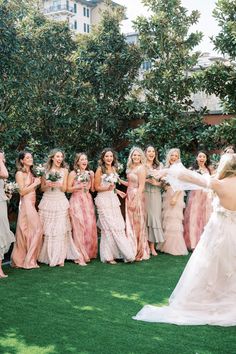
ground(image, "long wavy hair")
xmin=126 ymin=147 xmax=146 ymax=171
xmin=98 ymin=148 xmax=118 ymax=174
xmin=223 ymin=145 xmax=235 ymax=154
xmin=73 ymin=152 xmax=89 ymax=172
xmin=145 ymin=145 xmax=160 ymax=169
xmin=217 ymin=153 xmax=236 ymax=180
xmin=16 ymin=151 xmax=34 ymax=173
xmin=45 ymin=148 xmax=67 ymax=172
xmin=165 ymin=148 xmax=181 ymax=168
xmin=192 ymin=151 xmax=211 ymax=175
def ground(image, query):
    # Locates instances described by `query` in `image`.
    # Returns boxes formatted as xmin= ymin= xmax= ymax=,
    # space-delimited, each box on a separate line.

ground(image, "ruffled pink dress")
xmin=126 ymin=166 xmax=150 ymax=260
xmin=38 ymin=170 xmax=80 ymax=266
xmin=184 ymin=171 xmax=213 ymax=249
xmin=0 ymin=179 xmax=15 ymax=260
xmin=11 ymin=173 xmax=42 ymax=269
xmin=161 ymin=186 xmax=188 ymax=255
xmin=95 ymin=175 xmax=135 ymax=263
xmin=69 ymin=177 xmax=97 ymax=263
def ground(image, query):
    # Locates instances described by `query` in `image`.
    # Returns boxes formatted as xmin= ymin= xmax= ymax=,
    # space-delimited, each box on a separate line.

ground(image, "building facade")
xmin=42 ymin=0 xmax=121 ymax=33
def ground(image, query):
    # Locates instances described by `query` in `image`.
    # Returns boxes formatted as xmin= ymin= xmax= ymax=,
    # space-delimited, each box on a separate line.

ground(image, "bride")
xmin=133 ymin=153 xmax=236 ymax=326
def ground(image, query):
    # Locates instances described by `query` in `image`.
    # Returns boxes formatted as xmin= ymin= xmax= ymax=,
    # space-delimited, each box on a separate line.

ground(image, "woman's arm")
xmin=67 ymin=171 xmax=81 ymax=193
xmin=60 ymin=168 xmax=68 ymax=192
xmin=0 ymin=153 xmax=8 ymax=179
xmin=119 ymin=178 xmax=128 ymax=187
xmin=137 ymin=166 xmax=146 ymax=194
xmin=89 ymin=171 xmax=95 ymax=192
xmin=16 ymin=172 xmax=41 ymax=196
xmin=94 ymin=168 xmax=114 ymax=192
xmin=157 ymin=164 xmax=210 ymax=190
xmin=170 ymin=191 xmax=182 ymax=206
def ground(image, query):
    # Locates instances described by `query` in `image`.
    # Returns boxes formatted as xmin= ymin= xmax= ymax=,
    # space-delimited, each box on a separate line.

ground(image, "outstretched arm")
xmin=157 ymin=163 xmax=211 ymax=191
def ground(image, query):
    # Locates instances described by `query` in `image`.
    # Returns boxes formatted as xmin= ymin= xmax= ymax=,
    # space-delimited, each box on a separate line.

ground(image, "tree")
xmin=199 ymin=0 xmax=236 ymax=147
xmin=0 ymin=0 xmax=78 ymax=172
xmin=127 ymin=0 xmax=214 ymax=161
xmin=73 ymin=3 xmax=142 ymax=157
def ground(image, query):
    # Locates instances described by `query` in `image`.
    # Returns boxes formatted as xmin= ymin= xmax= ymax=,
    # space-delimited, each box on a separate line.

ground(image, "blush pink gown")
xmin=95 ymin=175 xmax=136 ymax=263
xmin=38 ymin=169 xmax=80 ymax=266
xmin=161 ymin=186 xmax=188 ymax=256
xmin=69 ymin=178 xmax=97 ymax=263
xmin=126 ymin=166 xmax=150 ymax=261
xmin=11 ymin=173 xmax=43 ymax=269
xmin=184 ymin=187 xmax=213 ymax=250
xmin=134 ymin=197 xmax=236 ymax=326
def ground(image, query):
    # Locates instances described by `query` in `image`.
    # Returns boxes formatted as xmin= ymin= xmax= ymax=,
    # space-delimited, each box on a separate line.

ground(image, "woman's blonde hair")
xmin=165 ymin=148 xmax=181 ymax=168
xmin=126 ymin=147 xmax=146 ymax=171
xmin=73 ymin=152 xmax=89 ymax=172
xmin=45 ymin=148 xmax=67 ymax=172
xmin=216 ymin=153 xmax=236 ymax=180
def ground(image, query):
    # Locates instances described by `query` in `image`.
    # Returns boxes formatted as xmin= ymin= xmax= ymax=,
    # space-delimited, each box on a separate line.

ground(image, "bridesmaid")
xmin=0 ymin=151 xmax=15 ymax=278
xmin=160 ymin=148 xmax=188 ymax=256
xmin=94 ymin=148 xmax=135 ymax=264
xmin=145 ymin=146 xmax=165 ymax=256
xmin=125 ymin=147 xmax=150 ymax=261
xmin=68 ymin=153 xmax=97 ymax=266
xmin=183 ymin=151 xmax=212 ymax=250
xmin=38 ymin=149 xmax=80 ymax=267
xmin=11 ymin=151 xmax=42 ymax=269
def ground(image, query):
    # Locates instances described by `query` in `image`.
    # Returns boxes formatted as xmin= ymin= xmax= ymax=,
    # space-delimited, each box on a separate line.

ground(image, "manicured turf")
xmin=0 ymin=254 xmax=235 ymax=354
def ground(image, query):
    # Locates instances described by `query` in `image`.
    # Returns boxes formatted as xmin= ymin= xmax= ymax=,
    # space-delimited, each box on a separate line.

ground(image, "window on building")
xmin=83 ymin=7 xmax=86 ymax=16
xmin=74 ymin=3 xmax=77 ymax=13
xmin=87 ymin=8 xmax=90 ymax=17
xmin=74 ymin=20 xmax=77 ymax=30
xmin=84 ymin=23 xmax=87 ymax=32
xmin=87 ymin=24 xmax=90 ymax=33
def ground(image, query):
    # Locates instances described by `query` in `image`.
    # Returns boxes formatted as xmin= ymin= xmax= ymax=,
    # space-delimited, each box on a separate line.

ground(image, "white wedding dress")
xmin=133 ymin=166 xmax=236 ymax=326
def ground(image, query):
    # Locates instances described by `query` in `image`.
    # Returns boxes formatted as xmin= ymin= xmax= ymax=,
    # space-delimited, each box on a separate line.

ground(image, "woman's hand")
xmin=116 ymin=190 xmax=126 ymax=199
xmin=33 ymin=177 xmax=41 ymax=187
xmin=156 ymin=169 xmax=168 ymax=180
xmin=107 ymin=183 xmax=115 ymax=191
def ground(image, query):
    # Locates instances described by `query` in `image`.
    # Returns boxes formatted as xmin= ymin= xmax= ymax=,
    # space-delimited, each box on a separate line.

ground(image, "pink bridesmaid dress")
xmin=184 ymin=187 xmax=212 ymax=250
xmin=126 ymin=166 xmax=150 ymax=260
xmin=12 ymin=173 xmax=43 ymax=269
xmin=69 ymin=177 xmax=98 ymax=263
xmin=95 ymin=175 xmax=136 ymax=263
xmin=38 ymin=169 xmax=80 ymax=267
xmin=161 ymin=186 xmax=188 ymax=256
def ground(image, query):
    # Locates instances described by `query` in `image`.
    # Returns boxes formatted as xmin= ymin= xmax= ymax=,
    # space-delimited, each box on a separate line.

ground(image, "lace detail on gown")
xmin=38 ymin=170 xmax=80 ymax=266
xmin=0 ymin=180 xmax=15 ymax=259
xmin=133 ymin=199 xmax=236 ymax=326
xmin=95 ymin=175 xmax=135 ymax=263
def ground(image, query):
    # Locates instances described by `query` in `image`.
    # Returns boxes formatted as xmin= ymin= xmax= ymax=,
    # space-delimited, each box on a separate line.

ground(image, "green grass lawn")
xmin=0 ymin=254 xmax=235 ymax=354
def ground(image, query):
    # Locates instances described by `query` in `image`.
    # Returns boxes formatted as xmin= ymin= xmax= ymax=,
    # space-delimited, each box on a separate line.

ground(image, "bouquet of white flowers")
xmin=33 ymin=164 xmax=45 ymax=177
xmin=76 ymin=170 xmax=90 ymax=192
xmin=103 ymin=173 xmax=119 ymax=184
xmin=46 ymin=170 xmax=62 ymax=190
xmin=4 ymin=181 xmax=19 ymax=200
xmin=103 ymin=173 xmax=119 ymax=193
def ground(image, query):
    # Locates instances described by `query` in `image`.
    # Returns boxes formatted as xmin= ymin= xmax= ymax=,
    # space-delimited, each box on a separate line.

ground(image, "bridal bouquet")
xmin=103 ymin=173 xmax=119 ymax=193
xmin=33 ymin=164 xmax=45 ymax=177
xmin=4 ymin=181 xmax=19 ymax=200
xmin=103 ymin=172 xmax=119 ymax=184
xmin=147 ymin=171 xmax=169 ymax=192
xmin=76 ymin=170 xmax=90 ymax=192
xmin=46 ymin=170 xmax=61 ymax=190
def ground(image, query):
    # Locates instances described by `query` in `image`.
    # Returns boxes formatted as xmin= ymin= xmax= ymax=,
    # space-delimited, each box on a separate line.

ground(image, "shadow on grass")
xmin=0 ymin=255 xmax=235 ymax=354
